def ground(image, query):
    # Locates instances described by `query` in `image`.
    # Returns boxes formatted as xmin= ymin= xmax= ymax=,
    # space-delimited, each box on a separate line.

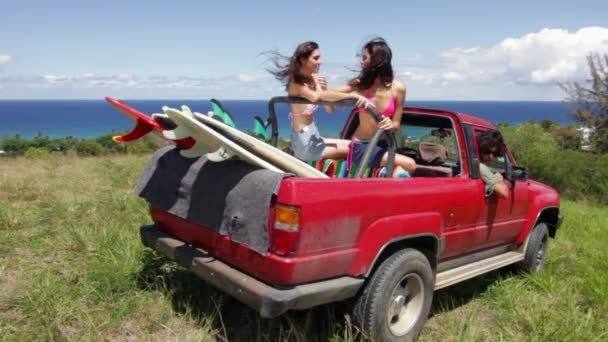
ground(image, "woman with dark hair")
xmin=267 ymin=41 xmax=371 ymax=162
xmin=333 ymin=38 xmax=416 ymax=176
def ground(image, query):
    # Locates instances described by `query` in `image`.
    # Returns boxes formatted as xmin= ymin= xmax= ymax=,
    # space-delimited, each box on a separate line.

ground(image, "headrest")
xmin=417 ymin=142 xmax=448 ymax=166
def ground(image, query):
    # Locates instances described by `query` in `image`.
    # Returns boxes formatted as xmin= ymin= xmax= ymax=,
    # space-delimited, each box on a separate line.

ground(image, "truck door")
xmin=474 ymin=133 xmax=529 ymax=248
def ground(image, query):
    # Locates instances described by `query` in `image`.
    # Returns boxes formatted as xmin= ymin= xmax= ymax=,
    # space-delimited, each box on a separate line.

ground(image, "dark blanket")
xmin=135 ymin=146 xmax=290 ymax=254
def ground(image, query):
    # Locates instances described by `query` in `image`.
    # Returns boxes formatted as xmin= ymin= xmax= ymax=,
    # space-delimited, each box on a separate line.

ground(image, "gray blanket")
xmin=135 ymin=146 xmax=290 ymax=254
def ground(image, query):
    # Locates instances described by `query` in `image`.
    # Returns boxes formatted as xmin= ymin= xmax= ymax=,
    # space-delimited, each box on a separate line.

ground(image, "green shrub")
xmin=539 ymin=149 xmax=608 ymax=203
xmin=96 ymin=134 xmax=128 ymax=153
xmin=501 ymin=122 xmax=559 ymax=178
xmin=74 ymin=141 xmax=105 ymax=156
xmin=550 ymin=125 xmax=582 ymax=150
xmin=24 ymin=147 xmax=50 ymax=159
xmin=1 ymin=136 xmax=30 ymax=154
xmin=501 ymin=123 xmax=608 ymax=203
xmin=125 ymin=141 xmax=157 ymax=154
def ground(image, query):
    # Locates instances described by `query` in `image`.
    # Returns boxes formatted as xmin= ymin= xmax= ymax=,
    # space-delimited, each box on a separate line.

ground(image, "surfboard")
xmin=105 ymin=96 xmax=193 ymax=149
xmin=190 ymin=108 xmax=328 ymax=178
xmin=162 ymin=107 xmax=283 ymax=173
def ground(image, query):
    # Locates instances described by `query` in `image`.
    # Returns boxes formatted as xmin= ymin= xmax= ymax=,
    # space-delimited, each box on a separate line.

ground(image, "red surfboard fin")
xmin=112 ymin=118 xmax=156 ymax=142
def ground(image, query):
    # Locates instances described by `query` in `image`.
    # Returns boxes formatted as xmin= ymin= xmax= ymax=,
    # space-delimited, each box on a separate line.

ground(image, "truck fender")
xmin=350 ymin=212 xmax=442 ymax=276
xmin=515 ymin=205 xmax=560 ymax=244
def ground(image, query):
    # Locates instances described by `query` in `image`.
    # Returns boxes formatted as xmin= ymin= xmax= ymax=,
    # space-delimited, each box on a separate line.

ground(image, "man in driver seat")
xmin=478 ymin=130 xmax=509 ymax=199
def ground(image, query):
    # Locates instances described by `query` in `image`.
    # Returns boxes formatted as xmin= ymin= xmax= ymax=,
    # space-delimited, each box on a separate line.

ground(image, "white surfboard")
xmin=162 ymin=107 xmax=283 ymax=173
xmin=189 ymin=109 xmax=328 ymax=178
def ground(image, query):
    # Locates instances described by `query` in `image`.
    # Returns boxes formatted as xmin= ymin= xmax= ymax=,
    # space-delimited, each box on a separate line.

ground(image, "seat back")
xmin=417 ymin=142 xmax=448 ymax=166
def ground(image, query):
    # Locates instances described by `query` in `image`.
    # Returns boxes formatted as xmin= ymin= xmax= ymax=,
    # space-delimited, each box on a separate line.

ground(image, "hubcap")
xmin=535 ymin=237 xmax=547 ymax=271
xmin=387 ymin=273 xmax=424 ymax=336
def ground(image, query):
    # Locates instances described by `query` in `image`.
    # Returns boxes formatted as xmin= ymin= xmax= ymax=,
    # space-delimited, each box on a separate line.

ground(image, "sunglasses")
xmin=482 ymin=149 xmax=502 ymax=157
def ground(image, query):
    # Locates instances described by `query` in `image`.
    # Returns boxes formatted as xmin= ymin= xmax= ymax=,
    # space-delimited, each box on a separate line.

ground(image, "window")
xmin=399 ymin=113 xmax=461 ymax=173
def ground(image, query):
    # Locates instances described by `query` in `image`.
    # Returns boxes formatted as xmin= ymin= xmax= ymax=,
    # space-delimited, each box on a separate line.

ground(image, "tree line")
xmin=0 ymin=133 xmax=158 ymax=157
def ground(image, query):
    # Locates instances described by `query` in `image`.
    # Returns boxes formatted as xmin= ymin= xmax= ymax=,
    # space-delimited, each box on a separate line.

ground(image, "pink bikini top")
xmin=290 ymin=103 xmax=318 ymax=116
xmin=362 ymin=91 xmax=397 ymax=117
xmin=288 ymin=103 xmax=318 ymax=129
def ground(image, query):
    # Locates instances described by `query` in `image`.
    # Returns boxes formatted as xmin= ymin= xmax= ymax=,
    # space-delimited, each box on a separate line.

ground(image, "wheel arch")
xmin=533 ymin=206 xmax=560 ymax=238
xmin=365 ymin=234 xmax=440 ymax=278
xmin=516 ymin=205 xmax=561 ymax=244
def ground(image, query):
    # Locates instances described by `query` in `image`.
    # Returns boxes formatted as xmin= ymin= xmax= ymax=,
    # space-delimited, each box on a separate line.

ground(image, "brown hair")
xmin=349 ymin=37 xmax=394 ymax=91
xmin=266 ymin=41 xmax=319 ymax=90
xmin=478 ymin=130 xmax=506 ymax=156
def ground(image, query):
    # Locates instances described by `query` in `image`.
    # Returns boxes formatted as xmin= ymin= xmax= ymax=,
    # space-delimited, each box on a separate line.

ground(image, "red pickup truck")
xmin=138 ymin=97 xmax=564 ymax=341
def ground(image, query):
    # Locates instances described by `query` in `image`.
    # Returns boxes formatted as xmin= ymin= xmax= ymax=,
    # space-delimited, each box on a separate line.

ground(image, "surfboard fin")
xmin=253 ymin=116 xmax=270 ymax=140
xmin=163 ymin=105 xmax=234 ymax=159
xmin=162 ymin=106 xmax=198 ymax=142
xmin=179 ymin=141 xmax=207 ymax=158
xmin=206 ymin=145 xmax=236 ymax=161
xmin=112 ymin=118 xmax=155 ymax=142
xmin=210 ymin=99 xmax=236 ymax=128
xmin=181 ymin=105 xmax=194 ymax=117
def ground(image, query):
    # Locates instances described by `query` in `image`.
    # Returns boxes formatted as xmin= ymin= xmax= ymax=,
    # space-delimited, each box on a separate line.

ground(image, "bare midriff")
xmin=289 ymin=103 xmax=317 ymax=132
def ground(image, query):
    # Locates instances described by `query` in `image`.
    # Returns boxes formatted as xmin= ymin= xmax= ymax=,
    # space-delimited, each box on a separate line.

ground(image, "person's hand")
xmin=495 ymin=172 xmax=504 ymax=181
xmin=355 ymin=94 xmax=374 ymax=109
xmin=313 ymin=75 xmax=327 ymax=90
xmin=377 ymin=117 xmax=393 ymax=130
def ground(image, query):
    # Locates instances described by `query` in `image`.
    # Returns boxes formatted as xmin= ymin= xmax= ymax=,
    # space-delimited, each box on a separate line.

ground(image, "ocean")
xmin=0 ymin=99 xmax=575 ymax=139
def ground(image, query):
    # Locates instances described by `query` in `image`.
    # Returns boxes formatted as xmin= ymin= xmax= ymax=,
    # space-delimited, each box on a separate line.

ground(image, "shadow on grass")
xmin=134 ymin=250 xmax=358 ymax=342
xmin=135 ymin=249 xmax=520 ymax=340
xmin=430 ymin=267 xmax=515 ymax=316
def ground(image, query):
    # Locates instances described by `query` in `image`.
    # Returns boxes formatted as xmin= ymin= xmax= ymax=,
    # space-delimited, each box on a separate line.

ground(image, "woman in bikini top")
xmin=354 ymin=87 xmax=400 ymax=140
xmin=267 ymin=41 xmax=371 ymax=161
xmin=332 ymin=37 xmax=416 ymax=174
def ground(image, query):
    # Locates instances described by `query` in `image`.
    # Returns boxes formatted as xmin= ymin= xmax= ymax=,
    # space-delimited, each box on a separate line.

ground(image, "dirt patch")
xmin=0 ymin=266 xmax=26 ymax=326
xmin=0 ymin=267 xmax=24 ymax=303
xmin=0 ymin=307 xmax=22 ymax=321
xmin=59 ymin=324 xmax=80 ymax=340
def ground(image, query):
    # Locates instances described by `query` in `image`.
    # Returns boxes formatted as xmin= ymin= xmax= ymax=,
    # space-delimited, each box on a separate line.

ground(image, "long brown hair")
xmin=350 ymin=37 xmax=394 ymax=91
xmin=266 ymin=41 xmax=319 ymax=90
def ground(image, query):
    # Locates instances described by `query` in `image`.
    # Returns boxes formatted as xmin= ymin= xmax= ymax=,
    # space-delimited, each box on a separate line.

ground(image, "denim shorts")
xmin=349 ymin=140 xmax=387 ymax=168
xmin=290 ymin=122 xmax=326 ymax=162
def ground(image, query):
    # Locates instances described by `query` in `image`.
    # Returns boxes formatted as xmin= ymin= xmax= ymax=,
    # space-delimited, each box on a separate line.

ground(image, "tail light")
xmin=272 ymin=204 xmax=300 ymax=256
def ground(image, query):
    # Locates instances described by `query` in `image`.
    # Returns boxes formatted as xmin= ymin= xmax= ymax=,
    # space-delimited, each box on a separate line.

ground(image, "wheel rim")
xmin=534 ymin=235 xmax=548 ymax=271
xmin=387 ymin=273 xmax=424 ymax=336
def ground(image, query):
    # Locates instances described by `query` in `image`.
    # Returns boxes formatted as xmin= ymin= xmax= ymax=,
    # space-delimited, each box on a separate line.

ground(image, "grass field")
xmin=1 ymin=154 xmax=607 ymax=341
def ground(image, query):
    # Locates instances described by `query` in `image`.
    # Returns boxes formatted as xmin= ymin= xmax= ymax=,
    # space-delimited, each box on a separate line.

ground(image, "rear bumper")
xmin=140 ymin=225 xmax=364 ymax=318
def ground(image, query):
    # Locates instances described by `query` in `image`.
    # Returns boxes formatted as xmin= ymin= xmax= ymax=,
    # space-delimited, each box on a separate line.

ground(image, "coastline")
xmin=1 ymin=99 xmax=574 ymax=139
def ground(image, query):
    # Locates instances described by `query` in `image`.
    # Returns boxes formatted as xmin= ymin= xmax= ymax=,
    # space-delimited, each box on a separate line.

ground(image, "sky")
xmin=1 ymin=0 xmax=608 ymax=100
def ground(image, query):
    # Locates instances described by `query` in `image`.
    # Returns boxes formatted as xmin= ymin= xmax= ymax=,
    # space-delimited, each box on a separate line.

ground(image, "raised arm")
xmin=289 ymin=83 xmax=370 ymax=108
xmin=324 ymin=84 xmax=357 ymax=112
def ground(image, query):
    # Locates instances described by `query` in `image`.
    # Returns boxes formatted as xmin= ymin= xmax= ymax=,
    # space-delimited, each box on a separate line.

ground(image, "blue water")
xmin=0 ymin=99 xmax=574 ymax=139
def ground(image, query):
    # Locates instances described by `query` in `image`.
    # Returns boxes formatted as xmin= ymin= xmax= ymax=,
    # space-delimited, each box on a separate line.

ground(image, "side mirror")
xmin=508 ymin=167 xmax=528 ymax=182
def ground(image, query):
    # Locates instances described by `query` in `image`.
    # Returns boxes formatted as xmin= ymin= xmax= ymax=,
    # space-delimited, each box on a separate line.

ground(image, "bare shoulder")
xmin=287 ymin=82 xmax=305 ymax=96
xmin=392 ymin=80 xmax=406 ymax=93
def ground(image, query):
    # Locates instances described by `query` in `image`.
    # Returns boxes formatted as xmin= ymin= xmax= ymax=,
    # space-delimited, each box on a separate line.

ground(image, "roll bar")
xmin=267 ymin=96 xmax=397 ymax=178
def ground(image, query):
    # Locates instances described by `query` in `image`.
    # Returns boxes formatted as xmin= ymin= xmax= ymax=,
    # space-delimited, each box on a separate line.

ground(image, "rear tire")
xmin=353 ymin=249 xmax=434 ymax=342
xmin=518 ymin=223 xmax=549 ymax=273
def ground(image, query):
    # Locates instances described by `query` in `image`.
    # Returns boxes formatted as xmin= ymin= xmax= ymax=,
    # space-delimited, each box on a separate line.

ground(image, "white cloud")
xmin=4 ymin=27 xmax=608 ymax=100
xmin=1 ymin=72 xmax=281 ymax=99
xmin=400 ymin=26 xmax=608 ymax=88
xmin=238 ymin=73 xmax=267 ymax=82
xmin=41 ymin=73 xmax=138 ymax=88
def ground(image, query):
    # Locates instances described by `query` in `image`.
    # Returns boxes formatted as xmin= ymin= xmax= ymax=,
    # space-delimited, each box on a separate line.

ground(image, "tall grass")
xmin=0 ymin=154 xmax=606 ymax=341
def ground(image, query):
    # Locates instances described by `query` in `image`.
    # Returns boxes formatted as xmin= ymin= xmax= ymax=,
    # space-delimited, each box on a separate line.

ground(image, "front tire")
xmin=518 ymin=223 xmax=549 ymax=273
xmin=353 ymin=249 xmax=434 ymax=342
